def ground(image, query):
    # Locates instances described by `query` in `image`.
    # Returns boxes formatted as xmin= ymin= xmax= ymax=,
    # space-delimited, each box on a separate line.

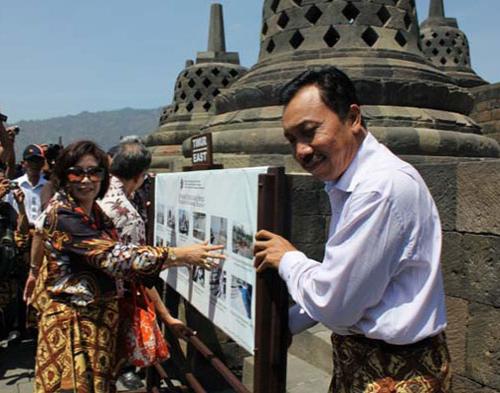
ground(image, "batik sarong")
xmin=34 ymin=299 xmax=119 ymax=393
xmin=329 ymin=332 xmax=451 ymax=393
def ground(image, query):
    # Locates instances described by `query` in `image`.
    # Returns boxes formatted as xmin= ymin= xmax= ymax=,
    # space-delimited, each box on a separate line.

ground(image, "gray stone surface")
xmin=456 ymin=161 xmax=500 ymax=235
xmin=445 ymin=296 xmax=468 ymax=375
xmin=471 ymin=83 xmax=500 ymax=144
xmin=197 ymin=0 xmax=500 ymax=159
xmin=242 ymin=351 xmax=330 ymax=392
xmin=466 ymin=303 xmax=500 ymax=390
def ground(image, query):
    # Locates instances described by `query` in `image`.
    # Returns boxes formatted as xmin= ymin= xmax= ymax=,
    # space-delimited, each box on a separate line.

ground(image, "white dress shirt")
xmin=280 ymin=132 xmax=447 ymax=345
xmin=7 ymin=173 xmax=47 ymax=224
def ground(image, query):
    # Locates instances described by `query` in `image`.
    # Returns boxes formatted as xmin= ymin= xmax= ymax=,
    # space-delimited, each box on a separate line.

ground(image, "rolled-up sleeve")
xmin=279 ymin=190 xmax=405 ymax=330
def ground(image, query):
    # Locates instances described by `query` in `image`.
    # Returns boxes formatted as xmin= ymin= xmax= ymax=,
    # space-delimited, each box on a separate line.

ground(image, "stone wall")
xmin=471 ymin=83 xmax=500 ymax=145
xmin=286 ymin=157 xmax=500 ymax=392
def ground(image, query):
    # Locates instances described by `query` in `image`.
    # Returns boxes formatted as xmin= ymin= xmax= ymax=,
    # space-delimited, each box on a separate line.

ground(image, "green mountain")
xmin=12 ymin=107 xmax=162 ymax=158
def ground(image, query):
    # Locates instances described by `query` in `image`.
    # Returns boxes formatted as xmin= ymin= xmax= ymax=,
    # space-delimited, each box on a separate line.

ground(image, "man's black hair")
xmin=280 ymin=66 xmax=361 ymax=122
xmin=110 ymin=141 xmax=152 ymax=180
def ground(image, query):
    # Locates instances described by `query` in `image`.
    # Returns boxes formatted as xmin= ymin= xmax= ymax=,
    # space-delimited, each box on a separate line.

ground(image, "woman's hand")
xmin=23 ymin=269 xmax=38 ymax=304
xmin=164 ymin=315 xmax=195 ymax=339
xmin=170 ymin=241 xmax=225 ymax=270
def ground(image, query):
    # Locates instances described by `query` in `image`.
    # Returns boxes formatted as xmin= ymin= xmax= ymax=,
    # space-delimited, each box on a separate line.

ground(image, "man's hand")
xmin=0 ymin=179 xmax=9 ymax=199
xmin=253 ymin=229 xmax=297 ymax=273
xmin=12 ymin=188 xmax=25 ymax=205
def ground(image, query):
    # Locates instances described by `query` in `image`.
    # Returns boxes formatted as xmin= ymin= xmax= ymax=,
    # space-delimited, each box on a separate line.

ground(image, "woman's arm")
xmin=52 ymin=206 xmax=224 ymax=280
xmin=144 ymin=287 xmax=194 ymax=338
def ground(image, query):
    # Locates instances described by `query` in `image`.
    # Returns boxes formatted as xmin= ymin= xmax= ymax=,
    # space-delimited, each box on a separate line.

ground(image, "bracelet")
xmin=167 ymin=247 xmax=178 ymax=262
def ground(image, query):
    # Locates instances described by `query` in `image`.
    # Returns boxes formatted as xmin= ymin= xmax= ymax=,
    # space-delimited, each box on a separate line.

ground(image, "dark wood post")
xmin=254 ymin=167 xmax=289 ymax=393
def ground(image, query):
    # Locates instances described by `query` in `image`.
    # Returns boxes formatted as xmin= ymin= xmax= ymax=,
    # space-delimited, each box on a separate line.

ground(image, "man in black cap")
xmin=6 ymin=144 xmax=47 ymax=224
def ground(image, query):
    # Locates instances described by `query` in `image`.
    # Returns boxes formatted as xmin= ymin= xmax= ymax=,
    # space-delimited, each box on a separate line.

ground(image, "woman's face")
xmin=66 ymin=154 xmax=102 ymax=206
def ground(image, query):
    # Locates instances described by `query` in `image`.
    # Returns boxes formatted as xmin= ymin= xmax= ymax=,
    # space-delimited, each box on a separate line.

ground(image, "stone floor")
xmin=0 ymin=339 xmax=36 ymax=393
xmin=0 ymin=335 xmax=330 ymax=393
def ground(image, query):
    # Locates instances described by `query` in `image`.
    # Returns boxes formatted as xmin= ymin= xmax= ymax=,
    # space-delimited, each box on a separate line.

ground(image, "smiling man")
xmin=254 ymin=67 xmax=451 ymax=393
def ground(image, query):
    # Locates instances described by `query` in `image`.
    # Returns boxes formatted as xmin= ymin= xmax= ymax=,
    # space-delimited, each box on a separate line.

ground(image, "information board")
xmin=154 ymin=167 xmax=269 ymax=353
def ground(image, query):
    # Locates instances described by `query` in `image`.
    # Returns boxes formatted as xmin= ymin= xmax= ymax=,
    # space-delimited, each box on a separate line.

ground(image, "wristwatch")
xmin=0 ymin=113 xmax=7 ymax=122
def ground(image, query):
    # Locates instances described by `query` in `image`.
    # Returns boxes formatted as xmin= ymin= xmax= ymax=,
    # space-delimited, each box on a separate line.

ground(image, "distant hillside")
xmin=12 ymin=107 xmax=162 ymax=158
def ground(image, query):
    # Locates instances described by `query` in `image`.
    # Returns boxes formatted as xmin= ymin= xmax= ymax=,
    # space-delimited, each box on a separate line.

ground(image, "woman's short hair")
xmin=52 ymin=140 xmax=110 ymax=199
xmin=110 ymin=140 xmax=151 ymax=180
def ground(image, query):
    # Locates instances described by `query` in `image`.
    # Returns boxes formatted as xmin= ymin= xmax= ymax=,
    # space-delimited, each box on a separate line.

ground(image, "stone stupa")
xmin=145 ymin=3 xmax=247 ymax=170
xmin=183 ymin=0 xmax=498 ymax=163
xmin=419 ymin=0 xmax=487 ymax=88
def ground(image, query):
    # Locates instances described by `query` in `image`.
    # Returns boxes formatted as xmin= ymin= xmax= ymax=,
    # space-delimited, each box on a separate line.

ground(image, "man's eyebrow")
xmin=284 ymin=119 xmax=321 ymax=133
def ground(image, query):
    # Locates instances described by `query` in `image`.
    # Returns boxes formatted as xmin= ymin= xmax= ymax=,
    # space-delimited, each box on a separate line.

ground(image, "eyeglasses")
xmin=66 ymin=166 xmax=105 ymax=183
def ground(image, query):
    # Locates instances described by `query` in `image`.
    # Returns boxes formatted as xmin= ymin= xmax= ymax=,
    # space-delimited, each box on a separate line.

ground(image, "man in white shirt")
xmin=7 ymin=144 xmax=47 ymax=225
xmin=254 ymin=67 xmax=450 ymax=392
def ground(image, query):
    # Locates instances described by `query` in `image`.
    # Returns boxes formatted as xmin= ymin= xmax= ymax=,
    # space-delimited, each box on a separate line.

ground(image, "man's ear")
xmin=348 ymin=104 xmax=364 ymax=132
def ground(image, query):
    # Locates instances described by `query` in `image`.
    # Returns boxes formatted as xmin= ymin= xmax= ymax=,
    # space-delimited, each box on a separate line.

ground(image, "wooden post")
xmin=254 ymin=167 xmax=289 ymax=393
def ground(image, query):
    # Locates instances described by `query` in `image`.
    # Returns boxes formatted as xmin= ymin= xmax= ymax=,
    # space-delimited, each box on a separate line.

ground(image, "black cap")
xmin=23 ymin=144 xmax=45 ymax=161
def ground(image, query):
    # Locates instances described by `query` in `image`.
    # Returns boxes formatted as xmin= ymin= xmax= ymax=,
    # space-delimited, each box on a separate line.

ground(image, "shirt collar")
xmin=16 ymin=173 xmax=47 ymax=189
xmin=325 ymin=132 xmax=379 ymax=194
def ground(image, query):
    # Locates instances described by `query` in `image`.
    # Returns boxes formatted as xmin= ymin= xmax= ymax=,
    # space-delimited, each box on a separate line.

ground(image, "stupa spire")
xmin=208 ymin=3 xmax=226 ymax=52
xmin=429 ymin=0 xmax=445 ymax=19
xmin=420 ymin=0 xmax=487 ymax=87
xmin=196 ymin=3 xmax=239 ymax=65
xmin=144 ymin=2 xmax=247 ymax=167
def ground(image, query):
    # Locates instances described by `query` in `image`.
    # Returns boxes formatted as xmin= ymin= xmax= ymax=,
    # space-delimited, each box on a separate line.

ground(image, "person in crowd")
xmin=0 ymin=111 xmax=17 ymax=180
xmin=40 ymin=143 xmax=63 ymax=210
xmin=0 ymin=162 xmax=30 ymax=343
xmin=99 ymin=137 xmax=193 ymax=389
xmin=7 ymin=144 xmax=47 ymax=224
xmin=254 ymin=67 xmax=450 ymax=392
xmin=32 ymin=140 xmax=224 ymax=393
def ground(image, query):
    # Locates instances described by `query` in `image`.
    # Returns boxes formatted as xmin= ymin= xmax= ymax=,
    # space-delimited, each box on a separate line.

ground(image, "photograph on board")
xmin=193 ymin=211 xmax=207 ymax=241
xmin=179 ymin=209 xmax=190 ymax=235
xmin=210 ymin=216 xmax=227 ymax=248
xmin=230 ymin=276 xmax=253 ymax=320
xmin=157 ymin=204 xmax=165 ymax=225
xmin=209 ymin=268 xmax=227 ymax=300
xmin=167 ymin=206 xmax=176 ymax=230
xmin=232 ymin=221 xmax=254 ymax=259
xmin=192 ymin=266 xmax=206 ymax=287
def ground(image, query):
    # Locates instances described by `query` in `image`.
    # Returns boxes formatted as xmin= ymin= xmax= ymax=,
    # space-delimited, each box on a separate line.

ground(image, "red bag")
xmin=120 ymin=284 xmax=169 ymax=367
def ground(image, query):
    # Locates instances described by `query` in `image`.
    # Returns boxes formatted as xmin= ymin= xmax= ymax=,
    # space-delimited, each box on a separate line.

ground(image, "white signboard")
xmin=154 ymin=167 xmax=269 ymax=353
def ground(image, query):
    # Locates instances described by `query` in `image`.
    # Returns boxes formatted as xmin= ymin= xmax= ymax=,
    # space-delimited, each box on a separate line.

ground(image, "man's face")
xmin=282 ymin=85 xmax=363 ymax=182
xmin=23 ymin=157 xmax=45 ymax=175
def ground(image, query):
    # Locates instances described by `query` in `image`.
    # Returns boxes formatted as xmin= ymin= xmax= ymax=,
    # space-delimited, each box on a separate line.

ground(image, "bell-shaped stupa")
xmin=419 ymin=0 xmax=486 ymax=88
xmin=191 ymin=0 xmax=498 ymax=160
xmin=146 ymin=3 xmax=247 ymax=170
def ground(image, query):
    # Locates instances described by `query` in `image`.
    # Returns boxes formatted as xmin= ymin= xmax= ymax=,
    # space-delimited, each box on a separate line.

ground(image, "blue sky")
xmin=1 ymin=0 xmax=498 ymax=121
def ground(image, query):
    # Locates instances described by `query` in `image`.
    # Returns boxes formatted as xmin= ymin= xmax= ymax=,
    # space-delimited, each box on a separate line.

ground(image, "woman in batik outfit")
xmin=34 ymin=141 xmax=222 ymax=393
